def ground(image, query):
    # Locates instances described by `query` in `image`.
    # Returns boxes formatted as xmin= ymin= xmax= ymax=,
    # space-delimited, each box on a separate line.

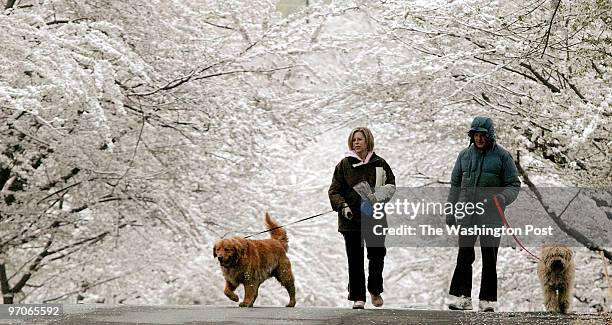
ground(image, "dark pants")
xmin=342 ymin=231 xmax=386 ymax=301
xmin=449 ymin=234 xmax=501 ymax=302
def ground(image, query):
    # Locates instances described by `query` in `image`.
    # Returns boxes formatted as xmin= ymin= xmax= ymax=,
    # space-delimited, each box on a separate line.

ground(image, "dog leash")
xmin=243 ymin=210 xmax=335 ymax=239
xmin=493 ymin=196 xmax=541 ymax=262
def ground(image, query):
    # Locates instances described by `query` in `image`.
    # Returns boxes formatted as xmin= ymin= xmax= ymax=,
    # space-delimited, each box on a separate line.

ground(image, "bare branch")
xmin=592 ymin=61 xmax=604 ymax=78
xmin=541 ymin=0 xmax=561 ymax=58
xmin=69 ymin=196 xmax=125 ymax=213
xmin=128 ymin=62 xmax=222 ymax=97
xmin=559 ymin=73 xmax=589 ymax=103
xmin=46 ymin=223 xmax=131 ymax=258
xmin=192 ymin=66 xmax=297 ymax=82
xmin=11 ymin=239 xmax=53 ymax=295
xmin=111 ymin=114 xmax=146 ymax=191
xmin=11 ymin=126 xmax=50 ymax=147
xmin=203 ymin=20 xmax=235 ymax=30
xmin=1 ymin=175 xmax=16 ymax=196
xmin=519 ymin=62 xmax=561 ymax=92
xmin=36 ymin=181 xmax=83 ymax=204
xmin=42 ymin=273 xmax=128 ymax=303
xmin=475 ymin=57 xmax=538 ymax=82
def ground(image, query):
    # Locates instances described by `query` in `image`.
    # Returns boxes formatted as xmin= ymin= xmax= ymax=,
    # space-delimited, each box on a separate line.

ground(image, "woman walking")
xmin=328 ymin=127 xmax=396 ymax=309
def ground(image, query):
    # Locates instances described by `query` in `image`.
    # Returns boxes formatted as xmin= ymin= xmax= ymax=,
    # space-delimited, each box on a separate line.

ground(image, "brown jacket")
xmin=328 ymin=152 xmax=396 ymax=232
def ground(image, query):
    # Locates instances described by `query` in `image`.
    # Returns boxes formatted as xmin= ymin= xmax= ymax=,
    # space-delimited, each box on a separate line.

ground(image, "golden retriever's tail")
xmin=265 ymin=213 xmax=288 ymax=252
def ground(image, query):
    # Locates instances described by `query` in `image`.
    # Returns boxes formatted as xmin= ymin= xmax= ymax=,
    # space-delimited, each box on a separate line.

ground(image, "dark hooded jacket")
xmin=328 ymin=152 xmax=395 ymax=232
xmin=447 ymin=116 xmax=521 ymax=226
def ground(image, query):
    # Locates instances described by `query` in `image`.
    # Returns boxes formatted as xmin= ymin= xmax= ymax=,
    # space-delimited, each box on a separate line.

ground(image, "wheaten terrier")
xmin=537 ymin=245 xmax=575 ymax=313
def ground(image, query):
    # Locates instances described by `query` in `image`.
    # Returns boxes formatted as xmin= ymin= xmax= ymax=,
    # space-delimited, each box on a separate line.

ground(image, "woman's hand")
xmin=341 ymin=204 xmax=353 ymax=220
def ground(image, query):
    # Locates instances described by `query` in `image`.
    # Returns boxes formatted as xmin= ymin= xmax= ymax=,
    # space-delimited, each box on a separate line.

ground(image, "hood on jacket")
xmin=468 ymin=116 xmax=496 ymax=144
xmin=345 ymin=150 xmax=374 ymax=167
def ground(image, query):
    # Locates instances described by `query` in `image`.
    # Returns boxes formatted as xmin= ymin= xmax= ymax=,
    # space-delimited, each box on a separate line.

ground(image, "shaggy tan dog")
xmin=537 ymin=245 xmax=575 ymax=313
xmin=213 ymin=213 xmax=296 ymax=307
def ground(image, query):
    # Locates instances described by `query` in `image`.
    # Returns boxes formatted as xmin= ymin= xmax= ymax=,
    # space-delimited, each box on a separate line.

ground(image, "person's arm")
xmin=328 ymin=161 xmax=348 ymax=212
xmin=445 ymin=153 xmax=464 ymax=226
xmin=447 ymin=153 xmax=463 ymax=204
xmin=496 ymin=151 xmax=521 ymax=207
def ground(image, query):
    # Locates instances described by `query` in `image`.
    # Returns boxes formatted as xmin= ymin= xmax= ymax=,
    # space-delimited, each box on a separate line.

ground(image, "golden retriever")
xmin=213 ymin=213 xmax=296 ymax=307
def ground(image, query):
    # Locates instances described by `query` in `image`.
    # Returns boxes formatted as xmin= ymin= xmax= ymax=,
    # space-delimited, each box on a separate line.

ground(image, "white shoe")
xmin=352 ymin=300 xmax=365 ymax=309
xmin=479 ymin=300 xmax=496 ymax=312
xmin=449 ymin=295 xmax=473 ymax=310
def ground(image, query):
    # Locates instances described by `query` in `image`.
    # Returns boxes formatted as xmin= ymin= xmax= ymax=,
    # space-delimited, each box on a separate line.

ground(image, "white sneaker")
xmin=479 ymin=300 xmax=496 ymax=312
xmin=352 ymin=300 xmax=365 ymax=309
xmin=449 ymin=295 xmax=473 ymax=310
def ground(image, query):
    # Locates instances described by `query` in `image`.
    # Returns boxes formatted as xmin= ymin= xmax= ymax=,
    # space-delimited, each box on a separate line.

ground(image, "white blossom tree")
xmin=1 ymin=0 xmax=609 ymax=309
xmin=0 ymin=0 xmax=323 ymax=303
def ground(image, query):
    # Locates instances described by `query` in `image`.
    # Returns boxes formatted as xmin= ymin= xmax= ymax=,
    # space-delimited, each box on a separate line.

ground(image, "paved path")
xmin=0 ymin=305 xmax=610 ymax=324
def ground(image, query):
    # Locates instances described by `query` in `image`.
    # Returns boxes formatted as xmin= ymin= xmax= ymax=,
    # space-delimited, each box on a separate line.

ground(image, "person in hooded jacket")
xmin=328 ymin=127 xmax=396 ymax=309
xmin=446 ymin=116 xmax=521 ymax=312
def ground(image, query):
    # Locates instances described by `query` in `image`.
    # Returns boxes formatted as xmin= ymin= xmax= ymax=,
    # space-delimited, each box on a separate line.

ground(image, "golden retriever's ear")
xmin=213 ymin=243 xmax=217 ymax=258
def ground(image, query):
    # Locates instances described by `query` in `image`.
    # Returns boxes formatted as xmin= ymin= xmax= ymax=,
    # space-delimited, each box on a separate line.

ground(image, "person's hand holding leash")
xmin=493 ymin=194 xmax=506 ymax=207
xmin=341 ymin=203 xmax=353 ymax=220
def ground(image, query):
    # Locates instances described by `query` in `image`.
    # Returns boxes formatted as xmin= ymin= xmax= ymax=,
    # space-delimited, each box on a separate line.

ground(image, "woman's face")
xmin=352 ymin=131 xmax=367 ymax=156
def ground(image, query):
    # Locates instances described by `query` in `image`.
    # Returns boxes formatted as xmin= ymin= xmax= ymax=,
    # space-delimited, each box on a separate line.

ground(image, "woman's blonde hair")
xmin=347 ymin=127 xmax=375 ymax=152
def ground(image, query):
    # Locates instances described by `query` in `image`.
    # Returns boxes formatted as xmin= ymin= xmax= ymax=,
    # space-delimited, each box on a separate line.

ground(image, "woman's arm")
xmin=328 ymin=161 xmax=348 ymax=211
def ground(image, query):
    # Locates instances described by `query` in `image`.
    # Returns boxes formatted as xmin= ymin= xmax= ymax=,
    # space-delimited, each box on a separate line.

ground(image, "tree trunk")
xmin=5 ymin=0 xmax=17 ymax=10
xmin=2 ymin=294 xmax=13 ymax=304
xmin=0 ymin=263 xmax=13 ymax=304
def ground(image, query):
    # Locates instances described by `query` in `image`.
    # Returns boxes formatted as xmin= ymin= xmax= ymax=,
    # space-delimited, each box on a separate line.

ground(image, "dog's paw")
xmin=226 ymin=293 xmax=239 ymax=302
xmin=239 ymin=302 xmax=253 ymax=308
xmin=285 ymin=302 xmax=296 ymax=308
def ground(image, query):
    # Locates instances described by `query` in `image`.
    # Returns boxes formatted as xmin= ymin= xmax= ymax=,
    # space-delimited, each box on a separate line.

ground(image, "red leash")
xmin=492 ymin=196 xmax=540 ymax=262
